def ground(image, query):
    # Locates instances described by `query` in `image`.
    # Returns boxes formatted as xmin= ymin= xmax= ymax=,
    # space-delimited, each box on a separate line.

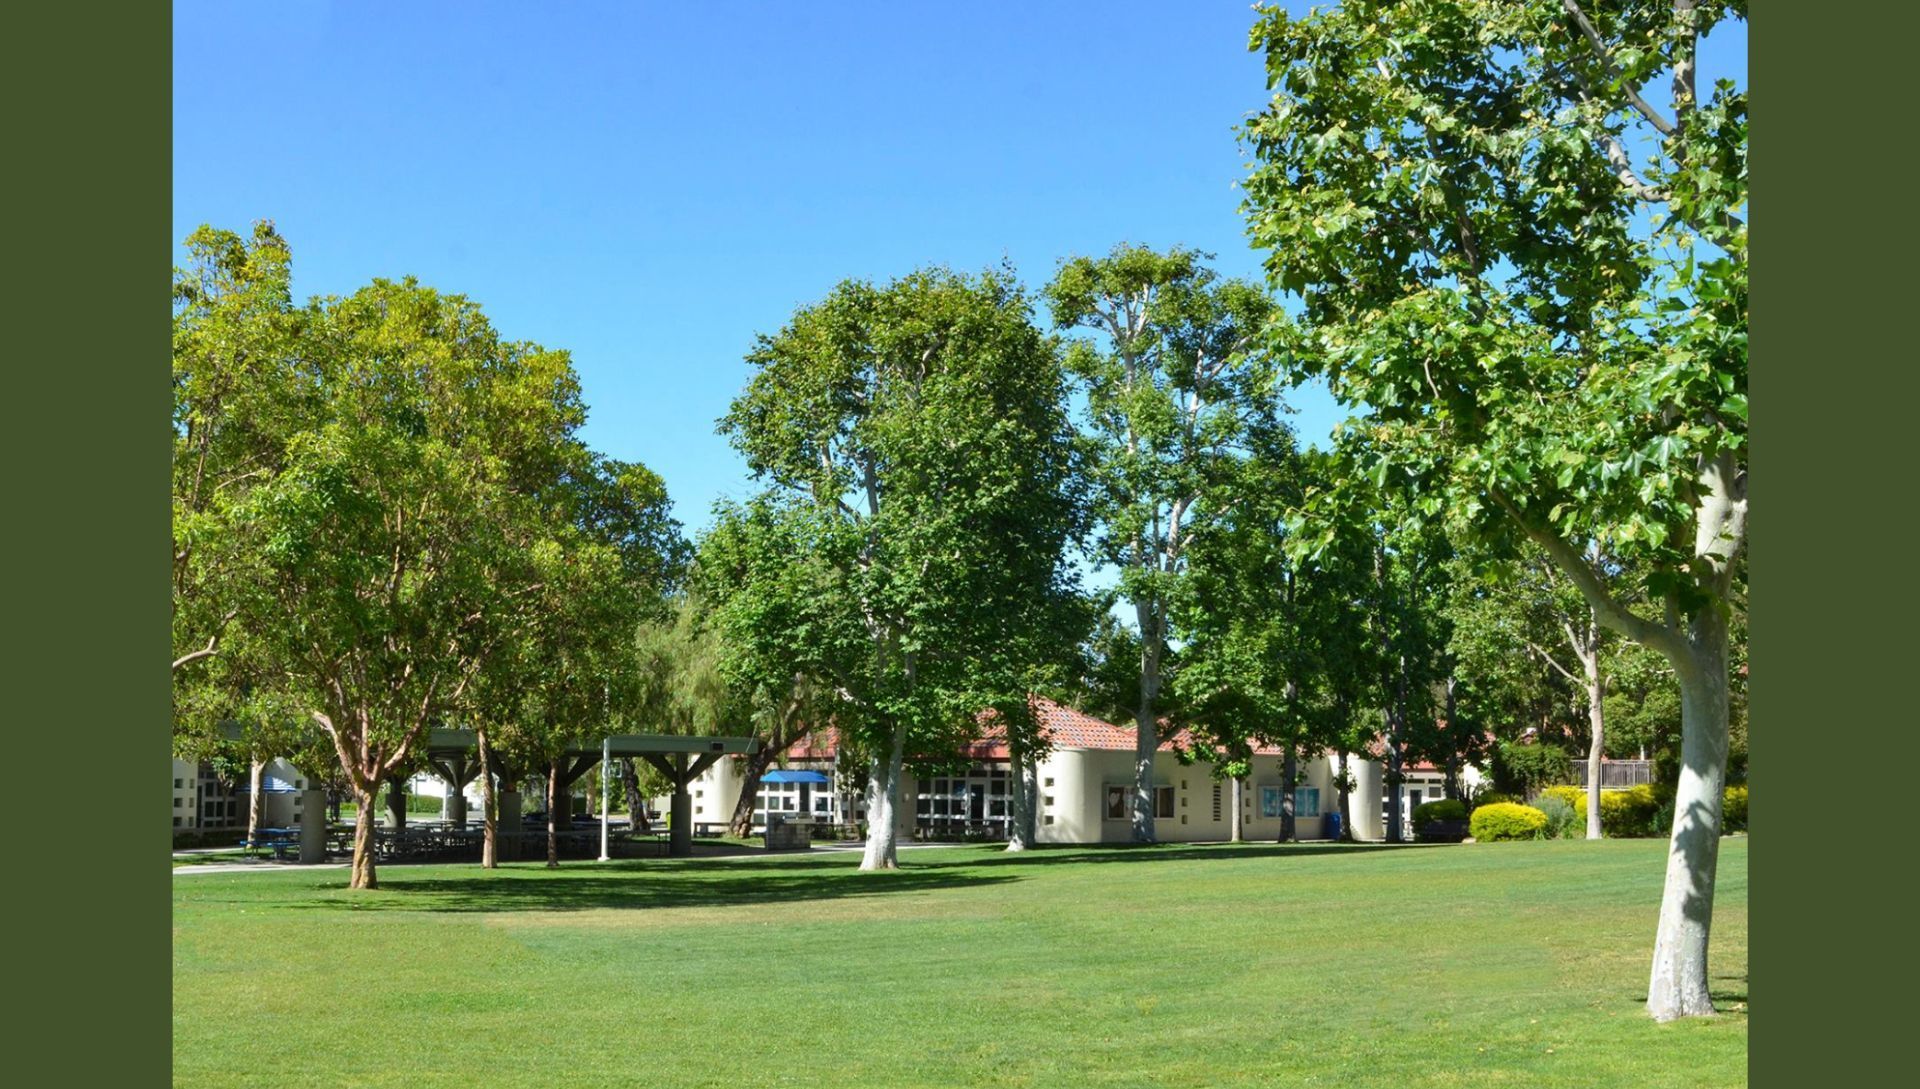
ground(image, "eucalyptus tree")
xmin=1044 ymin=245 xmax=1281 ymax=843
xmin=719 ymin=266 xmax=1079 ymax=870
xmin=1243 ymin=0 xmax=1747 ymax=1018
xmin=236 ymin=276 xmax=591 ymax=889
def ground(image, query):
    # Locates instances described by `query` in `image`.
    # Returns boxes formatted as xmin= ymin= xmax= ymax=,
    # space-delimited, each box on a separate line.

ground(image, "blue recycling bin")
xmin=1324 ymin=810 xmax=1342 ymax=841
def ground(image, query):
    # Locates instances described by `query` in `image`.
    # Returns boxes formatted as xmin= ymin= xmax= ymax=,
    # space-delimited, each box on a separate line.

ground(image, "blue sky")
xmin=174 ymin=2 xmax=1745 ymax=539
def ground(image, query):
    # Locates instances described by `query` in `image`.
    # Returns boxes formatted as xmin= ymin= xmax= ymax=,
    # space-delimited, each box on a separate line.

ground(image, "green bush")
xmin=1490 ymin=741 xmax=1574 ymax=796
xmin=1596 ymin=783 xmax=1676 ymax=837
xmin=1722 ymin=784 xmax=1748 ymax=832
xmin=1469 ymin=802 xmax=1550 ymax=842
xmin=1411 ymin=798 xmax=1467 ymax=828
xmin=1534 ymin=795 xmax=1582 ymax=839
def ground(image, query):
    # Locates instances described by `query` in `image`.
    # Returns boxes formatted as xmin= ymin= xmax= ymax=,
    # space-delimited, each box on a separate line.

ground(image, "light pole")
xmin=598 ymin=736 xmax=611 ymax=862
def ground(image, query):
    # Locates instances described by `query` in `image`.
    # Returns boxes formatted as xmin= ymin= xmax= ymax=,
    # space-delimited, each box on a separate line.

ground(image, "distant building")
xmin=170 ymin=757 xmax=313 ymax=833
xmin=683 ymin=696 xmax=1484 ymax=843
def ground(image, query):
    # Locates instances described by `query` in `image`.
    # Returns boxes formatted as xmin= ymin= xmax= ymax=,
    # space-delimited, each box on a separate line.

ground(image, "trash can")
xmin=1324 ymin=810 xmax=1342 ymax=842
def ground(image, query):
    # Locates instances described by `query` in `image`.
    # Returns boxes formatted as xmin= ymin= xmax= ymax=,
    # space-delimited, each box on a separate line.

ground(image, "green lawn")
xmin=173 ymin=838 xmax=1746 ymax=1088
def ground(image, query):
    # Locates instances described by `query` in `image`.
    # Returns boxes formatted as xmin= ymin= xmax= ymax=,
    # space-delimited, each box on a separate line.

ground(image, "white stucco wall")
xmin=1037 ymin=749 xmax=1342 ymax=845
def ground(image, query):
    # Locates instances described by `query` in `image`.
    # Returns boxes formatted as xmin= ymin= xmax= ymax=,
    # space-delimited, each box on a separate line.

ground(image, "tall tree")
xmin=719 ymin=266 xmax=1079 ymax=870
xmin=1243 ymin=0 xmax=1747 ymax=1018
xmin=1044 ymin=246 xmax=1279 ymax=843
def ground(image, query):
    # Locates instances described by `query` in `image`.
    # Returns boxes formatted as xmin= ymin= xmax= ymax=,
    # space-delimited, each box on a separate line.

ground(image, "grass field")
xmin=173 ymin=838 xmax=1747 ymax=1088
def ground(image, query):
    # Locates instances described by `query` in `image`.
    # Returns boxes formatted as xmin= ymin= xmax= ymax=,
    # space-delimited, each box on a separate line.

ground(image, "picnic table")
xmin=240 ymin=827 xmax=300 ymax=860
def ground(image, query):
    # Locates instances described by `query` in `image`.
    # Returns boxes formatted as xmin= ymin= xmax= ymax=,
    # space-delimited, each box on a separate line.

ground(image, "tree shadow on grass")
xmin=1620 ymin=974 xmax=1748 ymax=1012
xmin=288 ymin=864 xmax=1018 ymax=915
xmin=906 ymin=841 xmax=1428 ymax=870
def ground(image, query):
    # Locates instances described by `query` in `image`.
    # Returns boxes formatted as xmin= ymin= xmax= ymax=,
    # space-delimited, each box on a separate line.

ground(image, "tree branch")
xmin=1561 ymin=0 xmax=1676 ymax=136
xmin=1489 ymin=489 xmax=1691 ymax=664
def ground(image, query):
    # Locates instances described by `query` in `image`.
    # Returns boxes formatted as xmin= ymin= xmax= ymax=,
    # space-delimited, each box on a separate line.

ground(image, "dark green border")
xmin=1759 ymin=4 xmax=1905 ymax=1087
xmin=12 ymin=4 xmax=171 ymax=1084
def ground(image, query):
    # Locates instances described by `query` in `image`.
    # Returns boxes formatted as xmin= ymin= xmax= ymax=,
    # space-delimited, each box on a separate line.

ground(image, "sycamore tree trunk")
xmin=1646 ymin=607 xmax=1732 ymax=1021
xmin=545 ymin=760 xmax=560 ymax=869
xmin=246 ymin=758 xmax=266 ymax=845
xmin=349 ymin=784 xmax=379 ymax=889
xmin=621 ymin=758 xmax=649 ymax=833
xmin=477 ymin=728 xmax=499 ymax=869
xmin=1337 ymin=749 xmax=1355 ymax=843
xmin=1019 ymin=759 xmax=1039 ymax=847
xmin=860 ymin=722 xmax=907 ymax=871
xmin=728 ymin=746 xmax=780 ymax=838
xmin=1585 ymin=656 xmax=1606 ymax=841
xmin=1442 ymin=679 xmax=1463 ymax=801
xmin=1006 ymin=741 xmax=1036 ymax=852
xmin=1229 ymin=776 xmax=1244 ymax=843
xmin=1132 ymin=600 xmax=1162 ymax=844
xmin=1279 ymin=746 xmax=1298 ymax=843
xmin=1383 ymin=710 xmax=1405 ymax=844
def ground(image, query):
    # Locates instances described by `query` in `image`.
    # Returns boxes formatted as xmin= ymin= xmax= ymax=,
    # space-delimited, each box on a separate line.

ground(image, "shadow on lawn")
xmin=277 ymin=841 xmax=1407 ymax=913
xmin=1622 ymin=974 xmax=1748 ymax=1010
xmin=291 ymin=864 xmax=1018 ymax=915
xmin=909 ymin=841 xmax=1426 ymax=870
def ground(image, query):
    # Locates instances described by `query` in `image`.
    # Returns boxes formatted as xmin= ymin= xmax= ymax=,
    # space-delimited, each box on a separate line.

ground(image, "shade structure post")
xmin=598 ymin=736 xmax=611 ymax=862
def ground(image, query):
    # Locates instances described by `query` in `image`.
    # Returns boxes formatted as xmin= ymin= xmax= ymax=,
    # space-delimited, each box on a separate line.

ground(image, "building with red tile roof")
xmin=682 ymin=694 xmax=1480 ymax=844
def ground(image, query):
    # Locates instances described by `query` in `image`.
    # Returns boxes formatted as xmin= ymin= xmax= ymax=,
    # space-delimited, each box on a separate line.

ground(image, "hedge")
xmin=1411 ymin=798 xmax=1467 ymax=828
xmin=1469 ymin=802 xmax=1549 ymax=842
xmin=1722 ymin=784 xmax=1748 ymax=832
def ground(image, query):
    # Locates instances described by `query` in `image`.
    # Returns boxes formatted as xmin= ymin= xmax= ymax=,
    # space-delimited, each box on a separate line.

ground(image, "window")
xmin=1259 ymin=786 xmax=1286 ymax=819
xmin=1043 ymin=777 xmax=1054 ymax=788
xmin=173 ymin=778 xmax=183 ymax=789
xmin=1108 ymin=785 xmax=1175 ymax=820
xmin=1211 ymin=784 xmax=1222 ymax=821
xmin=1293 ymin=787 xmax=1321 ymax=818
xmin=173 ymin=798 xmax=183 ymax=808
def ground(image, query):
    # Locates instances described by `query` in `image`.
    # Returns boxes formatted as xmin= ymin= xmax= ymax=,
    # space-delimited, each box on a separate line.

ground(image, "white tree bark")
xmin=859 ymin=722 xmax=907 ymax=870
xmin=1229 ymin=776 xmax=1244 ymax=843
xmin=1584 ymin=643 xmax=1606 ymax=841
xmin=1646 ymin=608 xmax=1731 ymax=1021
xmin=1132 ymin=600 xmax=1162 ymax=844
xmin=1006 ymin=756 xmax=1037 ymax=852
